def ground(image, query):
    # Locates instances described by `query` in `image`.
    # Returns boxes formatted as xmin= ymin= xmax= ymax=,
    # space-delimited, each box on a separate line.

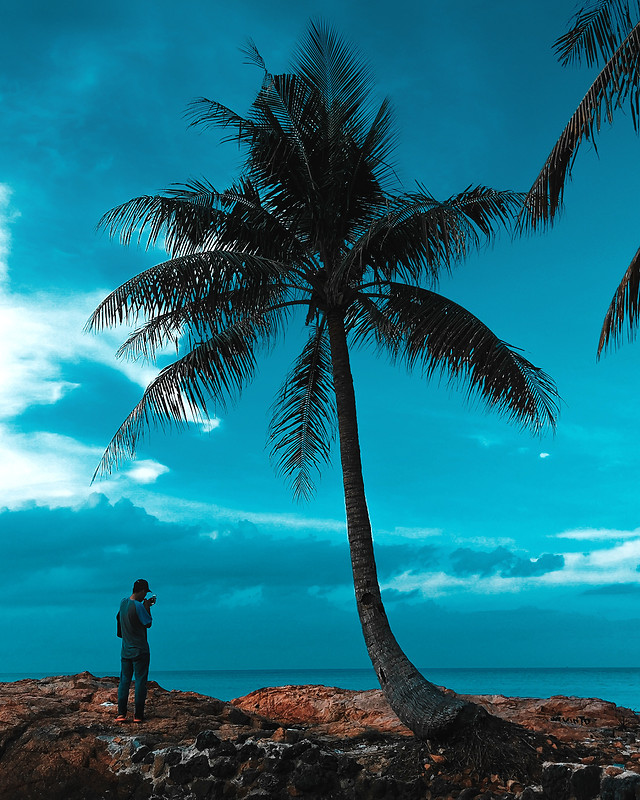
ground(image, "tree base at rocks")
xmin=430 ymin=701 xmax=575 ymax=783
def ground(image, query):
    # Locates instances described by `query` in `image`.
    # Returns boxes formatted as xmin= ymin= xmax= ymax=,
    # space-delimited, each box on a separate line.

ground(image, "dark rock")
xmin=338 ymin=756 xmax=364 ymax=778
xmin=281 ymin=738 xmax=314 ymax=760
xmin=195 ymin=730 xmax=222 ymax=751
xmin=169 ymin=762 xmax=194 ymax=785
xmin=164 ymin=748 xmax=183 ymax=766
xmin=248 ymin=729 xmax=274 ymax=740
xmin=256 ymin=771 xmax=283 ymax=792
xmin=132 ymin=780 xmax=153 ymax=800
xmin=400 ymin=778 xmax=427 ymax=800
xmin=131 ymin=744 xmax=152 ymax=764
xmin=270 ymin=757 xmax=295 ymax=775
xmin=426 ymin=775 xmax=456 ymax=797
xmin=237 ymin=767 xmax=260 ymax=786
xmin=193 ymin=699 xmax=224 ymax=716
xmin=225 ymin=706 xmax=252 ymax=726
xmin=217 ymin=739 xmax=238 ymax=758
xmin=169 ymin=754 xmax=210 ymax=784
xmin=191 ymin=778 xmax=216 ymax=799
xmin=237 ymin=742 xmax=262 ymax=761
xmin=519 ymin=789 xmax=544 ymax=800
xmin=370 ymin=776 xmax=399 ymax=799
xmin=299 ymin=745 xmax=339 ymax=772
xmin=221 ymin=782 xmax=237 ymax=799
xmin=209 ymin=756 xmax=238 ymax=779
xmin=601 ymin=770 xmax=640 ymax=800
xmin=292 ymin=763 xmax=338 ymax=794
xmin=188 ymin=754 xmax=213 ymax=779
xmin=542 ymin=762 xmax=601 ymax=800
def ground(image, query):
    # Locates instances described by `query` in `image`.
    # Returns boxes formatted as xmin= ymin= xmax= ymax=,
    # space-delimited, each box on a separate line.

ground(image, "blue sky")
xmin=3 ymin=0 xmax=640 ymax=674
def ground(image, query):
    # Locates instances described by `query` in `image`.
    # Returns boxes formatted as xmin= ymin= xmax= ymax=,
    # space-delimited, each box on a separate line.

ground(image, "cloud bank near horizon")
xmin=1 ymin=493 xmax=639 ymax=671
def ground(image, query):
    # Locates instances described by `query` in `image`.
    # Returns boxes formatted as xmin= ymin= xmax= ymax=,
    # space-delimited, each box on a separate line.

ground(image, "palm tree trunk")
xmin=325 ymin=309 xmax=476 ymax=739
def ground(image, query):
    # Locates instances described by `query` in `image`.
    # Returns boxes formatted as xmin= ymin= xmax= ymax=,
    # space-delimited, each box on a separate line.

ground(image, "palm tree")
xmin=522 ymin=0 xmax=640 ymax=354
xmin=90 ymin=21 xmax=558 ymax=744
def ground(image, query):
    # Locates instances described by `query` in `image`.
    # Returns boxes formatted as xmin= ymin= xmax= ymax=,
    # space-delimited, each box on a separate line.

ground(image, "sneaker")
xmin=115 ymin=715 xmax=127 ymax=722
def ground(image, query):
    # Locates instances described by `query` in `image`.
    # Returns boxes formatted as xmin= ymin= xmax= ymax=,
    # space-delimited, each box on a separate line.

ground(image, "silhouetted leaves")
xmin=92 ymin=20 xmax=558 ymax=490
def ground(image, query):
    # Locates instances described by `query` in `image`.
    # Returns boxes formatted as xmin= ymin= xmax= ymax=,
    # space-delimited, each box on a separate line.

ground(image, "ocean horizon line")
xmin=4 ymin=666 xmax=640 ymax=709
xmin=3 ymin=665 xmax=638 ymax=675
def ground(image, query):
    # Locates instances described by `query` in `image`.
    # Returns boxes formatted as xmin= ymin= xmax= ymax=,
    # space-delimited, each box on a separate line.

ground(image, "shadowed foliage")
xmin=522 ymin=0 xmax=640 ymax=354
xmin=89 ymin=20 xmax=558 ymax=750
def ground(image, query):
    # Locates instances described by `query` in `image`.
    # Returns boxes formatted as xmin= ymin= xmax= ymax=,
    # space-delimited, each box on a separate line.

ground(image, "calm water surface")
xmin=2 ymin=667 xmax=640 ymax=710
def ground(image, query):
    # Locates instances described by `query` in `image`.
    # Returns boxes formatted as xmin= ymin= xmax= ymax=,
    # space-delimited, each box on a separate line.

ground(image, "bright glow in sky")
xmin=2 ymin=0 xmax=640 ymax=673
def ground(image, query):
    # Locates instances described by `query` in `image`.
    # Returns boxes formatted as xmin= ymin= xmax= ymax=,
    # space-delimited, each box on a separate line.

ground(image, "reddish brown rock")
xmin=233 ymin=682 xmax=640 ymax=755
xmin=232 ymin=683 xmax=414 ymax=737
xmin=2 ymin=672 xmax=640 ymax=799
xmin=0 ymin=672 xmax=271 ymax=799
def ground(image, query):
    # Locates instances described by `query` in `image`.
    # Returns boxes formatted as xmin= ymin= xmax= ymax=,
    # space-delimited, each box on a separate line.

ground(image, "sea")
xmin=2 ymin=667 xmax=640 ymax=711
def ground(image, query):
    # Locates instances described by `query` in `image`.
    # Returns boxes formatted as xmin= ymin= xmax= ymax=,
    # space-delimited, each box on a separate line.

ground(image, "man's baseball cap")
xmin=133 ymin=578 xmax=152 ymax=594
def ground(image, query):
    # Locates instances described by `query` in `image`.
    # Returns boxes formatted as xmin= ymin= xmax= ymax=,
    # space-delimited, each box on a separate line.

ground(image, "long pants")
xmin=118 ymin=653 xmax=150 ymax=719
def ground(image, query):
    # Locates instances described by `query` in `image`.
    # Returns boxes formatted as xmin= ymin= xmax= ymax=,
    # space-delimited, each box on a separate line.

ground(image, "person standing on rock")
xmin=115 ymin=578 xmax=156 ymax=723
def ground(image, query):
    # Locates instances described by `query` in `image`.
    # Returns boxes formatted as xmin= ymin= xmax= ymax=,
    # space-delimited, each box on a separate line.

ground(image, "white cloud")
xmin=379 ymin=532 xmax=640 ymax=599
xmin=130 ymin=493 xmax=347 ymax=535
xmin=452 ymin=535 xmax=516 ymax=548
xmin=555 ymin=527 xmax=640 ymax=541
xmin=383 ymin=570 xmax=469 ymax=597
xmin=539 ymin=452 xmax=550 ymax=459
xmin=0 ymin=186 xmax=13 ymax=286
xmin=0 ymin=183 xmax=162 ymax=422
xmin=0 ymin=424 xmax=101 ymax=506
xmin=537 ymin=542 xmax=640 ymax=589
xmin=0 ymin=423 xmax=171 ymax=509
xmin=199 ymin=418 xmax=222 ymax=433
xmin=125 ymin=461 xmax=170 ymax=484
xmin=378 ymin=525 xmax=442 ymax=540
xmin=0 ymin=289 xmax=160 ymax=421
xmin=469 ymin=432 xmax=502 ymax=448
xmin=218 ymin=586 xmax=264 ymax=608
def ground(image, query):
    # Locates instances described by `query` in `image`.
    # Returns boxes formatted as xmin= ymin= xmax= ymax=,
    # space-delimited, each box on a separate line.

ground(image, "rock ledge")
xmin=1 ymin=672 xmax=639 ymax=799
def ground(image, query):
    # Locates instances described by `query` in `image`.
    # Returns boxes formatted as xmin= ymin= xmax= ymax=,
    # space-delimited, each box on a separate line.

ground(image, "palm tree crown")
xmin=522 ymin=0 xmax=640 ymax=354
xmin=90 ymin=21 xmax=558 ymax=747
xmin=91 ymin=22 xmax=556 ymax=490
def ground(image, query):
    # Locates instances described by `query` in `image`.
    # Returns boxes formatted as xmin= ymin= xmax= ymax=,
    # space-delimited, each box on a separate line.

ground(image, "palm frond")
xmin=94 ymin=320 xmax=264 ymax=479
xmin=87 ymin=250 xmax=295 ymax=333
xmin=346 ymin=292 xmax=403 ymax=350
xmin=115 ymin=310 xmax=184 ymax=362
xmin=267 ymin=322 xmax=336 ymax=501
xmin=186 ymin=97 xmax=256 ymax=137
xmin=343 ymin=187 xmax=520 ymax=289
xmin=98 ymin=188 xmax=228 ymax=256
xmin=293 ymin=19 xmax=374 ymax=126
xmin=114 ymin=280 xmax=294 ymax=363
xmin=523 ymin=20 xmax=640 ymax=229
xmin=99 ymin=178 xmax=307 ymax=259
xmin=251 ymin=72 xmax=316 ymax=183
xmin=351 ymin=96 xmax=397 ymax=188
xmin=240 ymin=38 xmax=268 ymax=71
xmin=368 ymin=283 xmax=559 ymax=432
xmin=555 ymin=0 xmax=639 ymax=67
xmin=598 ymin=243 xmax=640 ymax=353
xmin=448 ymin=186 xmax=523 ymax=239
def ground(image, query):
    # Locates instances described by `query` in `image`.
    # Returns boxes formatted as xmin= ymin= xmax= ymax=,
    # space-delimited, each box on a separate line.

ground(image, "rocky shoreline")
xmin=1 ymin=672 xmax=640 ymax=799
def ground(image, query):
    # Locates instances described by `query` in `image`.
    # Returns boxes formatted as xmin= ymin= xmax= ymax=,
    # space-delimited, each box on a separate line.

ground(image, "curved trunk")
xmin=325 ymin=309 xmax=476 ymax=739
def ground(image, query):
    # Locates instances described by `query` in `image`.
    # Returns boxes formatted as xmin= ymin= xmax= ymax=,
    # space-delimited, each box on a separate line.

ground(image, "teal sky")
xmin=2 ymin=0 xmax=640 ymax=673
